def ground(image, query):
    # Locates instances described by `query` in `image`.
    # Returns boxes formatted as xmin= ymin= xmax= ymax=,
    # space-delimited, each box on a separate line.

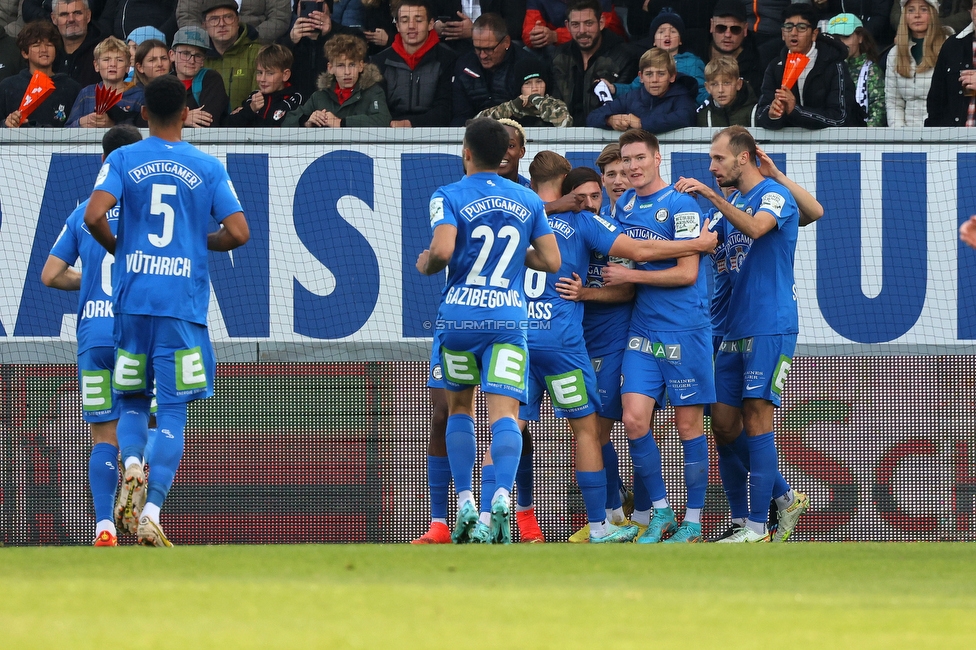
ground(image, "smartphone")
xmin=593 ymin=80 xmax=613 ymax=104
xmin=299 ymin=0 xmax=321 ymax=17
xmin=437 ymin=15 xmax=461 ymax=22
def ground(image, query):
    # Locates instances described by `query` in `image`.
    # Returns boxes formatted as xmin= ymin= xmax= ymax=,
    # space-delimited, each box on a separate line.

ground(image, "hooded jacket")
xmin=586 ymin=72 xmax=697 ymax=133
xmin=697 ymin=80 xmax=759 ymax=127
xmin=205 ymin=25 xmax=263 ymax=110
xmin=550 ymin=28 xmax=639 ymax=126
xmin=281 ymin=63 xmax=391 ymax=126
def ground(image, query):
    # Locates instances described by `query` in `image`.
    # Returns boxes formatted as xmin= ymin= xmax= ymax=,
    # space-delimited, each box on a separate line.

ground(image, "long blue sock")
xmin=633 ymin=470 xmax=651 ymax=511
xmin=515 ymin=452 xmax=534 ymax=508
xmin=729 ymin=430 xmax=751 ymax=470
xmin=602 ymin=442 xmax=623 ymax=510
xmin=427 ymin=455 xmax=451 ymax=520
xmin=629 ymin=431 xmax=667 ymax=503
xmin=576 ymin=470 xmax=608 ymax=524
xmin=445 ymin=414 xmax=476 ymax=493
xmin=746 ymin=432 xmax=779 ymax=524
xmin=716 ymin=441 xmax=750 ymax=520
xmin=145 ymin=403 xmax=187 ymax=507
xmin=489 ymin=417 xmax=523 ymax=494
xmin=682 ymin=436 xmax=708 ymax=510
xmin=772 ymin=470 xmax=791 ymax=500
xmin=480 ymin=465 xmax=496 ymax=514
xmin=117 ymin=395 xmax=151 ymax=463
xmin=89 ymin=442 xmax=118 ymax=523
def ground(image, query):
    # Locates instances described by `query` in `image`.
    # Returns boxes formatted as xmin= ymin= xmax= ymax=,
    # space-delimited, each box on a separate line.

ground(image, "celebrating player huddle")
xmin=417 ymin=120 xmax=819 ymax=544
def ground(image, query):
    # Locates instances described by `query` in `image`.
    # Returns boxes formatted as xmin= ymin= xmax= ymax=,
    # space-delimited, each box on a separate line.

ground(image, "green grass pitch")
xmin=2 ymin=543 xmax=974 ymax=649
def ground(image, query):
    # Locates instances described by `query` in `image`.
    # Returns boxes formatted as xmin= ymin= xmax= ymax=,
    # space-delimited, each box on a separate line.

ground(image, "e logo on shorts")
xmin=176 ymin=347 xmax=208 ymax=391
xmin=488 ymin=344 xmax=526 ymax=390
xmin=772 ymin=355 xmax=792 ymax=396
xmin=113 ymin=349 xmax=147 ymax=391
xmin=546 ymin=369 xmax=588 ymax=409
xmin=81 ymin=370 xmax=112 ymax=411
xmin=442 ymin=348 xmax=480 ymax=385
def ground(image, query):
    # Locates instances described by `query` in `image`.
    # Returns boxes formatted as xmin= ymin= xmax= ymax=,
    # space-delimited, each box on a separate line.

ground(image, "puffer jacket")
xmin=281 ymin=63 xmax=392 ymax=126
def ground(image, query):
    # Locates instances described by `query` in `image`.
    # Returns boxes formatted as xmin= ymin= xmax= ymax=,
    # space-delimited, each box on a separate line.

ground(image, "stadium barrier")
xmin=1 ymin=127 xmax=975 ymax=543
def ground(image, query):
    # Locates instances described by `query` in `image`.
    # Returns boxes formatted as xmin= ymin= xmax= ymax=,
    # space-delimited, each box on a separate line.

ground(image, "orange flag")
xmin=782 ymin=52 xmax=810 ymax=89
xmin=19 ymin=71 xmax=56 ymax=124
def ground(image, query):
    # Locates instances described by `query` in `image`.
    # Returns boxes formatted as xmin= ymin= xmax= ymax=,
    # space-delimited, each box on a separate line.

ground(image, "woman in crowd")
xmin=827 ymin=13 xmax=887 ymax=126
xmin=885 ymin=0 xmax=948 ymax=127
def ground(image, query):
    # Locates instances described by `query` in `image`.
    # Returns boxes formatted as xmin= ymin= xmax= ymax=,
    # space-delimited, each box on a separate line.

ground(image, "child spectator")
xmin=1 ymin=20 xmax=81 ymax=127
xmin=282 ymin=34 xmax=390 ymax=127
xmin=67 ymin=36 xmax=145 ymax=127
xmin=133 ymin=39 xmax=172 ymax=86
xmin=826 ymin=13 xmax=886 ymax=127
xmin=170 ymin=25 xmax=228 ymax=127
xmin=697 ymin=56 xmax=758 ymax=127
xmin=476 ymin=57 xmax=573 ymax=126
xmin=226 ymin=44 xmax=305 ymax=126
xmin=586 ymin=47 xmax=697 ymax=133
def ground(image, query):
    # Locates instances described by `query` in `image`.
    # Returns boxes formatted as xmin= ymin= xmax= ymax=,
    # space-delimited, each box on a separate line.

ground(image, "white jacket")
xmin=885 ymin=47 xmax=934 ymax=127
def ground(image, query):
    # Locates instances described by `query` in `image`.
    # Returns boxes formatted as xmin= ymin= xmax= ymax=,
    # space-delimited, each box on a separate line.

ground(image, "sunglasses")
xmin=714 ymin=24 xmax=744 ymax=35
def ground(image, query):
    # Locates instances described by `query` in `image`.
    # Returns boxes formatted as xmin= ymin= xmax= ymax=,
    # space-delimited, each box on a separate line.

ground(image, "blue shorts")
xmin=714 ymin=334 xmax=796 ymax=407
xmin=113 ymin=314 xmax=215 ymax=405
xmin=427 ymin=329 xmax=445 ymax=389
xmin=440 ymin=330 xmax=528 ymax=402
xmin=590 ymin=347 xmax=624 ymax=421
xmin=519 ymin=345 xmax=600 ymax=421
xmin=621 ymin=328 xmax=716 ymax=408
xmin=78 ymin=346 xmax=121 ymax=423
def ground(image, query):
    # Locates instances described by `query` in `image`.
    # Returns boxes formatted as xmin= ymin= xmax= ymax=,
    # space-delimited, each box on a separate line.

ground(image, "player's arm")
xmin=208 ymin=212 xmax=250 ymax=251
xmin=417 ymin=223 xmax=457 ymax=275
xmin=607 ymin=223 xmax=717 ymax=262
xmin=555 ymin=272 xmax=635 ymax=303
xmin=83 ymin=190 xmax=119 ymax=255
xmin=40 ymin=256 xmax=81 ymax=291
xmin=674 ymin=177 xmax=777 ymax=240
xmin=756 ymin=147 xmax=823 ymax=226
xmin=525 ymin=233 xmax=561 ymax=272
xmin=603 ymin=254 xmax=699 ymax=288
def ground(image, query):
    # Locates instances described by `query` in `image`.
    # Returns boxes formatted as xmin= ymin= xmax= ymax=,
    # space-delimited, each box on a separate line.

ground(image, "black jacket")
xmin=278 ymin=22 xmax=367 ymax=99
xmin=926 ymin=24 xmax=975 ymax=127
xmin=372 ymin=40 xmax=456 ymax=126
xmin=550 ymin=29 xmax=638 ymax=125
xmin=53 ymin=23 xmax=102 ymax=88
xmin=102 ymin=0 xmax=180 ymax=42
xmin=176 ymin=68 xmax=230 ymax=124
xmin=452 ymin=45 xmax=542 ymax=125
xmin=224 ymin=84 xmax=305 ymax=127
xmin=0 ymin=68 xmax=81 ymax=127
xmin=757 ymin=34 xmax=861 ymax=129
xmin=697 ymin=81 xmax=759 ymax=127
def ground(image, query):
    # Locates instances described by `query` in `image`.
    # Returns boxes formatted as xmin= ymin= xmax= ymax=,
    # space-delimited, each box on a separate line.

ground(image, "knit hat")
xmin=649 ymin=10 xmax=685 ymax=42
xmin=826 ymin=13 xmax=863 ymax=36
xmin=172 ymin=26 xmax=211 ymax=50
xmin=514 ymin=56 xmax=545 ymax=86
xmin=126 ymin=26 xmax=166 ymax=45
xmin=712 ymin=0 xmax=747 ymax=22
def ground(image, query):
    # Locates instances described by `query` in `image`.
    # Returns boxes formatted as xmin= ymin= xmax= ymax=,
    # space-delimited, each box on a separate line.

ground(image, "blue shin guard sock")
xmin=515 ymin=451 xmax=534 ymax=509
xmin=682 ymin=436 xmax=709 ymax=513
xmin=716 ymin=441 xmax=750 ymax=520
xmin=746 ymin=432 xmax=779 ymax=525
xmin=145 ymin=403 xmax=187 ymax=508
xmin=117 ymin=396 xmax=152 ymax=464
xmin=480 ymin=464 xmax=496 ymax=515
xmin=89 ymin=442 xmax=119 ymax=523
xmin=602 ymin=442 xmax=623 ymax=510
xmin=633 ymin=470 xmax=651 ymax=512
xmin=629 ymin=432 xmax=667 ymax=504
xmin=427 ymin=455 xmax=452 ymax=521
xmin=445 ymin=414 xmax=476 ymax=494
xmin=489 ymin=417 xmax=523 ymax=494
xmin=576 ymin=470 xmax=608 ymax=524
xmin=772 ymin=471 xmax=791 ymax=501
xmin=730 ymin=430 xmax=751 ymax=471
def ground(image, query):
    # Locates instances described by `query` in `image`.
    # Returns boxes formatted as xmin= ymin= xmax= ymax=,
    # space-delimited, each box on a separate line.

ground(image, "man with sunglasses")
xmin=756 ymin=2 xmax=859 ymax=129
xmin=693 ymin=0 xmax=764 ymax=98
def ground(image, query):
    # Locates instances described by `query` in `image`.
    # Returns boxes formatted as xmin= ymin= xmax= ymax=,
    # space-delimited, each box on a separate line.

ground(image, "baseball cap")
xmin=201 ymin=0 xmax=239 ymax=17
xmin=900 ymin=0 xmax=939 ymax=8
xmin=826 ymin=13 xmax=863 ymax=36
xmin=172 ymin=26 xmax=211 ymax=50
xmin=712 ymin=0 xmax=747 ymax=22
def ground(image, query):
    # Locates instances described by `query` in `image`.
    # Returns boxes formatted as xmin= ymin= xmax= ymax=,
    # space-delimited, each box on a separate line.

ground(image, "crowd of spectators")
xmin=1 ymin=0 xmax=974 ymax=131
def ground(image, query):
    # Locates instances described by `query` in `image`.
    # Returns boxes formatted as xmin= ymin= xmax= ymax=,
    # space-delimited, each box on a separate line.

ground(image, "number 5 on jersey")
xmin=149 ymin=184 xmax=177 ymax=248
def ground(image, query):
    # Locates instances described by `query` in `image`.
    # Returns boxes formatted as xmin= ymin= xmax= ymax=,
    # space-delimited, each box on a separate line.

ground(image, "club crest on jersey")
xmin=273 ymin=109 xmax=286 ymax=121
xmin=128 ymin=160 xmax=202 ymax=188
xmin=745 ymin=207 xmax=754 ymax=216
xmin=623 ymin=195 xmax=636 ymax=212
xmin=655 ymin=208 xmax=669 ymax=223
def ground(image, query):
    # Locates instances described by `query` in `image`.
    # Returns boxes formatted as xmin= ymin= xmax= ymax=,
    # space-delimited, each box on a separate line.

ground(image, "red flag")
xmin=782 ymin=52 xmax=810 ymax=89
xmin=94 ymin=83 xmax=123 ymax=115
xmin=18 ymin=71 xmax=56 ymax=123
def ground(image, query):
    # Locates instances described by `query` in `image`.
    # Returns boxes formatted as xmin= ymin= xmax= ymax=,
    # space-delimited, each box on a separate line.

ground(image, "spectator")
xmin=476 ymin=56 xmax=573 ymax=125
xmin=25 ymin=0 xmax=111 ymax=34
xmin=827 ymin=13 xmax=887 ymax=126
xmin=697 ymin=55 xmax=759 ymax=126
xmin=632 ymin=10 xmax=707 ymax=103
xmin=372 ymin=0 xmax=456 ymax=127
xmin=550 ymin=0 xmax=637 ymax=126
xmin=201 ymin=0 xmax=262 ymax=109
xmin=52 ymin=0 xmax=103 ymax=87
xmin=133 ymin=37 xmax=172 ymax=85
xmin=282 ymin=32 xmax=391 ymax=125
xmin=451 ymin=12 xmax=543 ymax=125
xmin=925 ymin=1 xmax=976 ymax=124
xmin=103 ymin=0 xmax=179 ymax=42
xmin=178 ymin=0 xmax=291 ymax=43
xmin=745 ymin=0 xmax=792 ymax=49
xmin=757 ymin=3 xmax=861 ymax=128
xmin=67 ymin=35 xmax=144 ymax=126
xmin=279 ymin=0 xmax=366 ymax=98
xmin=887 ymin=0 xmax=946 ymax=126
xmin=586 ymin=47 xmax=697 ymax=132
xmin=812 ymin=0 xmax=895 ymax=45
xmin=624 ymin=0 xmax=718 ymax=44
xmin=1 ymin=20 xmax=81 ymax=127
xmin=892 ymin=0 xmax=972 ymax=35
xmin=693 ymin=0 xmax=765 ymax=98
xmin=226 ymin=43 xmax=304 ymax=125
xmin=433 ymin=0 xmax=526 ymax=54
xmin=124 ymin=26 xmax=165 ymax=82
xmin=522 ymin=0 xmax=625 ymax=52
xmin=0 ymin=0 xmax=25 ymax=83
xmin=171 ymin=25 xmax=228 ymax=125
xmin=336 ymin=0 xmax=394 ymax=55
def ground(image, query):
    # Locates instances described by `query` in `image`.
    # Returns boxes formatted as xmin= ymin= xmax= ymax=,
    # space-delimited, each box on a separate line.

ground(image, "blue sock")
xmin=772 ymin=471 xmax=791 ymax=501
xmin=629 ymin=432 xmax=667 ymax=504
xmin=489 ymin=417 xmax=523 ymax=494
xmin=445 ymin=414 xmax=476 ymax=493
xmin=576 ymin=470 xmax=608 ymax=524
xmin=427 ymin=455 xmax=451 ymax=520
xmin=633 ymin=470 xmax=651 ymax=512
xmin=602 ymin=442 xmax=623 ymax=510
xmin=480 ymin=465 xmax=496 ymax=514
xmin=730 ymin=430 xmax=751 ymax=471
xmin=716 ymin=441 xmax=750 ymax=520
xmin=682 ymin=436 xmax=709 ymax=510
xmin=145 ymin=403 xmax=187 ymax=508
xmin=89 ymin=442 xmax=118 ymax=523
xmin=144 ymin=428 xmax=158 ymax=466
xmin=746 ymin=432 xmax=779 ymax=524
xmin=117 ymin=395 xmax=151 ymax=463
xmin=515 ymin=452 xmax=534 ymax=508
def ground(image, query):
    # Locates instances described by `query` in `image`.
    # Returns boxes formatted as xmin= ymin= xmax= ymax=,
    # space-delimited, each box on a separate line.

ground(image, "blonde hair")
xmin=894 ymin=1 xmax=946 ymax=78
xmin=94 ymin=36 xmax=131 ymax=66
xmin=638 ymin=47 xmax=676 ymax=77
xmin=704 ymin=56 xmax=739 ymax=83
xmin=496 ymin=118 xmax=526 ymax=146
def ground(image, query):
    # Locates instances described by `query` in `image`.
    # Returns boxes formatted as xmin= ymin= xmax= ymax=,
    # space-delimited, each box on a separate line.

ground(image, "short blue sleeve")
xmin=49 ymin=215 xmax=80 ymax=265
xmin=92 ymin=149 xmax=124 ymax=201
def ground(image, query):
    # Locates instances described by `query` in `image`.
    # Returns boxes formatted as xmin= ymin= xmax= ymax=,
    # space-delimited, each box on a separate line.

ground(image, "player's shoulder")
xmin=754 ymin=178 xmax=797 ymax=217
xmin=666 ymin=185 xmax=701 ymax=211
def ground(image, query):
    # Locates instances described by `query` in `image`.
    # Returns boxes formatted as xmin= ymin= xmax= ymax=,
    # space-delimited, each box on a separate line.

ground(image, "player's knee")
xmin=621 ymin=411 xmax=648 ymax=439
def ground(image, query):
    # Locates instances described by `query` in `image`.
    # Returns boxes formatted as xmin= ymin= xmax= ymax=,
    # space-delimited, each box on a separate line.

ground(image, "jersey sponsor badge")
xmin=623 ymin=195 xmax=636 ymax=212
xmin=655 ymin=208 xmax=668 ymax=222
xmin=273 ymin=109 xmax=286 ymax=121
xmin=759 ymin=192 xmax=786 ymax=217
xmin=95 ymin=163 xmax=110 ymax=186
xmin=429 ymin=196 xmax=445 ymax=224
xmin=674 ymin=211 xmax=701 ymax=239
xmin=592 ymin=214 xmax=617 ymax=232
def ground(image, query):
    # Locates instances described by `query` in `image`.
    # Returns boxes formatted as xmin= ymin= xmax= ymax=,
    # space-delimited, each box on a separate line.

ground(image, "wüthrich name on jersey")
xmin=125 ymin=250 xmax=192 ymax=277
xmin=444 ymin=286 xmax=524 ymax=308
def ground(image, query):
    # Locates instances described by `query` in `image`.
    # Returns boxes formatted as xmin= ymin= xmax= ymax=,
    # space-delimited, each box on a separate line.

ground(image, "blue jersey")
xmin=48 ymin=200 xmax=118 ymax=354
xmin=527 ymin=210 xmax=621 ymax=350
xmin=432 ymin=172 xmax=551 ymax=331
xmin=93 ymin=136 xmax=243 ymax=326
xmin=724 ymin=178 xmax=799 ymax=339
xmin=616 ymin=185 xmax=709 ymax=333
xmin=710 ymin=200 xmax=754 ymax=340
xmin=582 ymin=204 xmax=634 ymax=356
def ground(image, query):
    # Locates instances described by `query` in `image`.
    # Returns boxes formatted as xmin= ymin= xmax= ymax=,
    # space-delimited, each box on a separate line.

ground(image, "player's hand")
xmin=185 ymin=107 xmax=213 ymax=127
xmin=606 ymin=114 xmax=632 ymax=131
xmin=250 ymin=91 xmax=265 ymax=113
xmin=305 ymin=109 xmax=330 ymax=127
xmin=555 ymin=272 xmax=584 ymax=301
xmin=756 ymin=146 xmax=784 ymax=181
xmin=390 ymin=119 xmax=412 ymax=127
xmin=774 ymin=87 xmax=796 ymax=115
xmin=602 ymin=262 xmax=629 ymax=286
xmin=674 ymin=176 xmax=717 ymax=202
xmin=545 ymin=192 xmax=583 ymax=215
xmin=696 ymin=218 xmax=719 ymax=253
xmin=5 ymin=109 xmax=22 ymax=127
xmin=416 ymin=249 xmax=431 ymax=274
xmin=961 ymin=216 xmax=976 ymax=249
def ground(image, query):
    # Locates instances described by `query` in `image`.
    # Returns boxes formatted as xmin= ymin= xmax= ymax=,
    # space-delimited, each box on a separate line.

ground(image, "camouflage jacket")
xmin=476 ymin=94 xmax=573 ymax=127
xmin=848 ymin=54 xmax=887 ymax=127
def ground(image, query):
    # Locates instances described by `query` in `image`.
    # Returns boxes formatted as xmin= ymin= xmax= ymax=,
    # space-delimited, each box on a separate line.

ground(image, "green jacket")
xmin=205 ymin=26 xmax=262 ymax=111
xmin=282 ymin=64 xmax=392 ymax=127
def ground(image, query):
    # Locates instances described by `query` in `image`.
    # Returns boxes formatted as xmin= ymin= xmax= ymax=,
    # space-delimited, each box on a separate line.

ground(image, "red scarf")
xmin=334 ymin=82 xmax=353 ymax=105
xmin=392 ymin=30 xmax=440 ymax=70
